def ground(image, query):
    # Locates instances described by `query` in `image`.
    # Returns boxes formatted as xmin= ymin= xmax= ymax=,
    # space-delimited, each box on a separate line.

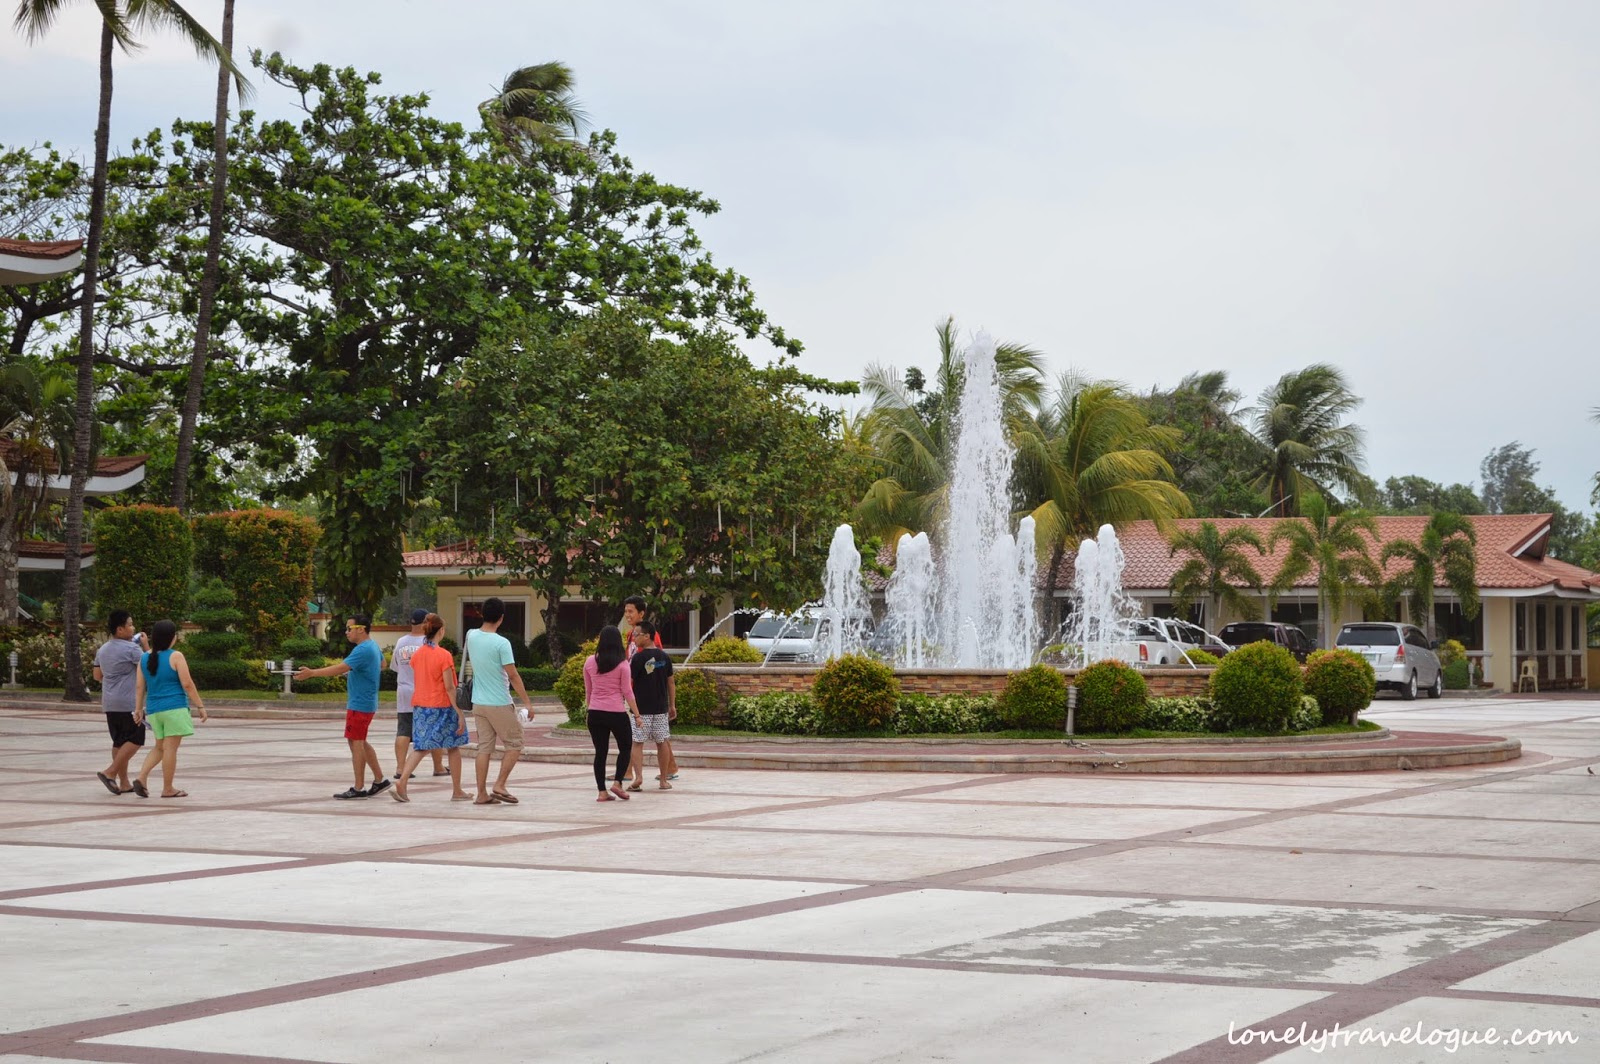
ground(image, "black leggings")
xmin=587 ymin=710 xmax=632 ymax=790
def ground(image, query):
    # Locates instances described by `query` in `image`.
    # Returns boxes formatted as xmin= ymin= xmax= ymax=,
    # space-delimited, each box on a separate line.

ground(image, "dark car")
xmin=1217 ymin=621 xmax=1315 ymax=663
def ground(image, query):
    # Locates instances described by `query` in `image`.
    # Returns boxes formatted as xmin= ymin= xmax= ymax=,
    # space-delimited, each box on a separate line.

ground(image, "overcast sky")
xmin=5 ymin=1 xmax=1598 ymax=511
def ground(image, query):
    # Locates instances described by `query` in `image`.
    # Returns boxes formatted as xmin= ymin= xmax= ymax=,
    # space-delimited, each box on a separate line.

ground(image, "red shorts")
xmin=343 ymin=710 xmax=374 ymax=741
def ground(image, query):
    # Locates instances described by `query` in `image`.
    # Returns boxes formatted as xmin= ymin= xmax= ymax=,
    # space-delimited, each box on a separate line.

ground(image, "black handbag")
xmin=455 ymin=633 xmax=474 ymax=713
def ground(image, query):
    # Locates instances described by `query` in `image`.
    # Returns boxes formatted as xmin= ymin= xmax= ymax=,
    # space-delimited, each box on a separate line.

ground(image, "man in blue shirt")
xmin=297 ymin=613 xmax=392 ymax=800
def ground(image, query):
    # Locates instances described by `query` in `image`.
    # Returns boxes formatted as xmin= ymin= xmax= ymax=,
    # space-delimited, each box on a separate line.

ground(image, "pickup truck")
xmin=1110 ymin=617 xmax=1230 ymax=667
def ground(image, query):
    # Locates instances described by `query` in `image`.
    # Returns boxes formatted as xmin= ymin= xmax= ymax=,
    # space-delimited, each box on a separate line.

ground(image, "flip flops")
xmin=626 ymin=781 xmax=643 ymax=792
xmin=473 ymin=795 xmax=501 ymax=805
xmin=161 ymin=790 xmax=188 ymax=798
xmin=391 ymin=788 xmax=410 ymax=803
xmin=96 ymin=772 xmax=120 ymax=796
xmin=608 ymin=783 xmax=630 ymax=801
xmin=596 ymin=791 xmax=616 ymax=801
xmin=132 ymin=780 xmax=148 ymax=798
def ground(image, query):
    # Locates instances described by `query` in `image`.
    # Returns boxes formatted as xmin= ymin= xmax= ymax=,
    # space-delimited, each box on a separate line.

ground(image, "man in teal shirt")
xmin=466 ymin=597 xmax=536 ymax=805
xmin=298 ymin=613 xmax=392 ymax=800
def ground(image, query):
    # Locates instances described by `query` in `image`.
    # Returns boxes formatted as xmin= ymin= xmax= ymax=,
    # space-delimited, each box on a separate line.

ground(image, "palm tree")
xmin=172 ymin=0 xmax=247 ymax=512
xmin=1020 ymin=377 xmax=1190 ymax=563
xmin=480 ymin=61 xmax=587 ymax=160
xmin=1167 ymin=521 xmax=1267 ymax=630
xmin=1380 ymin=512 xmax=1479 ymax=641
xmin=853 ymin=317 xmax=1047 ymax=541
xmin=1268 ymin=492 xmax=1381 ymax=649
xmin=0 ymin=362 xmax=75 ymax=623
xmin=1248 ymin=364 xmax=1370 ymax=514
xmin=15 ymin=0 xmax=245 ymax=699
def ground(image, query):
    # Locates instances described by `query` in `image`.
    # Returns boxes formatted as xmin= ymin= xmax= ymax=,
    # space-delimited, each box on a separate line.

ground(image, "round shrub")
xmin=1303 ymin=648 xmax=1376 ymax=725
xmin=998 ymin=664 xmax=1069 ymax=730
xmin=812 ymin=653 xmax=899 ymax=732
xmin=1072 ymin=659 xmax=1147 ymax=733
xmin=1183 ymin=649 xmax=1222 ymax=666
xmin=674 ymin=668 xmax=720 ymax=725
xmin=185 ymin=658 xmax=254 ymax=689
xmin=687 ymin=636 xmax=764 ymax=664
xmin=1437 ymin=639 xmax=1467 ymax=667
xmin=554 ymin=638 xmax=599 ymax=723
xmin=1210 ymin=640 xmax=1304 ymax=731
xmin=1443 ymin=658 xmax=1471 ymax=690
xmin=93 ymin=504 xmax=193 ymax=627
xmin=275 ymin=634 xmax=323 ymax=661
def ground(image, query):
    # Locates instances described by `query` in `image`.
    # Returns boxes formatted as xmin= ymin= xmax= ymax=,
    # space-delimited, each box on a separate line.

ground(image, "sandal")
xmin=626 ymin=781 xmax=643 ymax=792
xmin=659 ymin=781 xmax=672 ymax=790
xmin=609 ymin=783 xmax=630 ymax=801
xmin=391 ymin=788 xmax=410 ymax=803
xmin=473 ymin=795 xmax=502 ymax=805
xmin=161 ymin=790 xmax=188 ymax=799
xmin=596 ymin=791 xmax=616 ymax=801
xmin=450 ymin=794 xmax=473 ymax=801
xmin=132 ymin=780 xmax=149 ymax=798
xmin=490 ymin=790 xmax=519 ymax=804
xmin=97 ymin=771 xmax=120 ymax=796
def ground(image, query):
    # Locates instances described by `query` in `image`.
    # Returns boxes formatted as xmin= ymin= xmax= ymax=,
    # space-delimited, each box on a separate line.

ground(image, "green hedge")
xmin=674 ymin=668 xmax=719 ymax=725
xmin=893 ymin=694 xmax=1001 ymax=734
xmin=728 ymin=691 xmax=821 ymax=734
xmin=1443 ymin=659 xmax=1471 ymax=689
xmin=93 ymin=505 xmax=192 ymax=627
xmin=1073 ymin=659 xmax=1148 ymax=733
xmin=1210 ymin=641 xmax=1303 ymax=731
xmin=1303 ymin=648 xmax=1376 ymax=725
xmin=1141 ymin=695 xmax=1214 ymax=732
xmin=517 ymin=666 xmax=558 ymax=691
xmin=192 ymin=510 xmax=318 ymax=653
xmin=813 ymin=654 xmax=899 ymax=731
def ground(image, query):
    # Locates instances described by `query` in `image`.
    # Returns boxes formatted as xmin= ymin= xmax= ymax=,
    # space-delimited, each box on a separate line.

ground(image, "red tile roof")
xmin=17 ymin=540 xmax=94 ymax=559
xmin=0 ymin=441 xmax=148 ymax=478
xmin=1049 ymin=514 xmax=1600 ymax=594
xmin=401 ymin=541 xmax=506 ymax=569
xmin=0 ymin=237 xmax=84 ymax=259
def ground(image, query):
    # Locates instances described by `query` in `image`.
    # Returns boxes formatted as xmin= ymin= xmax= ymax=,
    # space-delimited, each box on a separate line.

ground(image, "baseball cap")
xmin=410 ymin=608 xmax=429 ymax=624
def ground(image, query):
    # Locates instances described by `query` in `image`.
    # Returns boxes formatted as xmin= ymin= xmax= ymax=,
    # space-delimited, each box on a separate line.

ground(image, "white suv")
xmin=1335 ymin=622 xmax=1443 ymax=700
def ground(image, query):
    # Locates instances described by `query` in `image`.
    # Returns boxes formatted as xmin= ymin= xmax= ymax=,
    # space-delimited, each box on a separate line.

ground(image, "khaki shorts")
xmin=473 ymin=703 xmax=523 ymax=752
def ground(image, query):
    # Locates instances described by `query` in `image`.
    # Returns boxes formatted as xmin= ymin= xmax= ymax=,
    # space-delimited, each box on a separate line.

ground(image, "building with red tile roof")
xmin=0 ymin=237 xmax=84 ymax=286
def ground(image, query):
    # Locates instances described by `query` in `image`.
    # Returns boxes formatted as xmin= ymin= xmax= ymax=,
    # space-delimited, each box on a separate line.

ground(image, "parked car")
xmin=745 ymin=611 xmax=829 ymax=663
xmin=1111 ymin=617 xmax=1231 ymax=667
xmin=1336 ymin=622 xmax=1443 ymax=700
xmin=1217 ymin=621 xmax=1316 ymax=663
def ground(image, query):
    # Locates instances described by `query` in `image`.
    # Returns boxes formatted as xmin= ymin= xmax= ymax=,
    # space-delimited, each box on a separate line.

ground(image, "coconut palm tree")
xmin=14 ymin=0 xmax=245 ymax=699
xmin=853 ymin=317 xmax=1047 ymax=541
xmin=1380 ymin=512 xmax=1479 ymax=641
xmin=1248 ymin=364 xmax=1370 ymax=514
xmin=1167 ymin=521 xmax=1267 ymax=630
xmin=0 ymin=361 xmax=76 ymax=623
xmin=480 ymin=61 xmax=588 ymax=160
xmin=1268 ymin=492 xmax=1381 ymax=649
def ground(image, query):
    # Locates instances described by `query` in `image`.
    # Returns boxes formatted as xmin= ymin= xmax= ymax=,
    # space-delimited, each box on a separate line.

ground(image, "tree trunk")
xmin=540 ymin=581 xmax=566 ymax=668
xmin=171 ymin=0 xmax=235 ymax=512
xmin=61 ymin=23 xmax=115 ymax=703
xmin=0 ymin=515 xmax=18 ymax=626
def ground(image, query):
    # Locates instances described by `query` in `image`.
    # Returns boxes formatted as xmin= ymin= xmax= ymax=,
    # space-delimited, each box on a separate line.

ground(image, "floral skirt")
xmin=411 ymin=707 xmax=467 ymax=750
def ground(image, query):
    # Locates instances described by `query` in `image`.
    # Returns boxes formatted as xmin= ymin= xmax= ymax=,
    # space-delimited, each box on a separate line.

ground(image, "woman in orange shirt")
xmin=393 ymin=613 xmax=469 ymax=802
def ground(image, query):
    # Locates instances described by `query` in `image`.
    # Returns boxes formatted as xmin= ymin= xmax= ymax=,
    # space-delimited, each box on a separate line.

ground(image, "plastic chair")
xmin=1517 ymin=660 xmax=1539 ymax=694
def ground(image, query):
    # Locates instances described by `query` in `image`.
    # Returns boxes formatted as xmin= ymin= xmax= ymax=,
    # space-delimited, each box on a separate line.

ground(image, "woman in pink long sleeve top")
xmin=584 ymin=625 xmax=641 ymax=801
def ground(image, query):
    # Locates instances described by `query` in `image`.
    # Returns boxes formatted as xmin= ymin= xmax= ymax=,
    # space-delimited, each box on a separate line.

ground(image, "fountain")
xmin=1056 ymin=523 xmax=1141 ymax=666
xmin=819 ymin=524 xmax=872 ymax=660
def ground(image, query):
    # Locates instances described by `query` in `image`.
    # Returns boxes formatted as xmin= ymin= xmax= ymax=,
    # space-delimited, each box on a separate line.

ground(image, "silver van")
xmin=1335 ymin=622 xmax=1443 ymax=700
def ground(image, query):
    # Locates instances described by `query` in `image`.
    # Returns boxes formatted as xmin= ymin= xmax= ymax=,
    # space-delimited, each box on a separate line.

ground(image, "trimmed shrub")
xmin=998 ymin=664 xmax=1069 ymax=730
xmin=812 ymin=653 xmax=900 ymax=732
xmin=185 ymin=659 xmax=254 ymax=689
xmin=184 ymin=578 xmax=248 ymax=660
xmin=688 ymin=636 xmax=764 ymax=664
xmin=1443 ymin=659 xmax=1471 ymax=690
xmin=1303 ymin=648 xmax=1376 ymax=726
xmin=192 ymin=509 xmax=319 ymax=652
xmin=18 ymin=629 xmax=104 ymax=689
xmin=241 ymin=659 xmax=279 ymax=692
xmin=1183 ymin=649 xmax=1222 ymax=666
xmin=1210 ymin=640 xmax=1303 ymax=731
xmin=555 ymin=639 xmax=599 ymax=722
xmin=674 ymin=668 xmax=719 ymax=725
xmin=93 ymin=504 xmax=192 ymax=627
xmin=1437 ymin=639 xmax=1467 ymax=667
xmin=1073 ymin=659 xmax=1148 ymax=733
xmin=275 ymin=634 xmax=322 ymax=661
xmin=1141 ymin=696 xmax=1213 ymax=733
xmin=1291 ymin=694 xmax=1322 ymax=731
xmin=727 ymin=691 xmax=821 ymax=734
xmin=894 ymin=694 xmax=1002 ymax=735
xmin=517 ymin=666 xmax=558 ymax=691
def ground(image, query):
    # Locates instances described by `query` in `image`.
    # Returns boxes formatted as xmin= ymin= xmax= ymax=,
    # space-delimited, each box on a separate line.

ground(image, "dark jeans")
xmin=586 ymin=710 xmax=632 ymax=790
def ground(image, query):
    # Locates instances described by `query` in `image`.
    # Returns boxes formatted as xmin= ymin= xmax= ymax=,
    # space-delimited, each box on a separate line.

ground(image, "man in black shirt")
xmin=627 ymin=621 xmax=677 ymax=791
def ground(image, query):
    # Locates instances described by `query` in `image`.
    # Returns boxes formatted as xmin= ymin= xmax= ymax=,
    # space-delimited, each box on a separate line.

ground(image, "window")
xmin=658 ymin=606 xmax=691 ymax=648
xmin=1535 ymin=603 xmax=1548 ymax=652
xmin=1338 ymin=625 xmax=1400 ymax=647
xmin=1433 ymin=602 xmax=1483 ymax=650
xmin=555 ymin=600 xmax=609 ymax=641
xmin=1577 ymin=606 xmax=1589 ymax=650
xmin=1556 ymin=605 xmax=1567 ymax=651
xmin=461 ymin=599 xmax=528 ymax=643
xmin=1272 ymin=602 xmax=1318 ymax=646
xmin=1516 ymin=602 xmax=1527 ymax=652
xmin=1153 ymin=601 xmax=1204 ymax=625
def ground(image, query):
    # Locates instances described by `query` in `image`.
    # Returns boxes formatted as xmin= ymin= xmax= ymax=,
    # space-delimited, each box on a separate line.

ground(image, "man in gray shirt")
xmin=93 ymin=610 xmax=148 ymax=795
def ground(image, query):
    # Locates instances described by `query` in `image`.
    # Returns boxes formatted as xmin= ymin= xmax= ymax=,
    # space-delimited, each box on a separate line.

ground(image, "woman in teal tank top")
xmin=133 ymin=620 xmax=208 ymax=798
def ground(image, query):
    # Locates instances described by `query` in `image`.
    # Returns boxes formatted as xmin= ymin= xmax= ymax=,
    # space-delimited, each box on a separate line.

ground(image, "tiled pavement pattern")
xmin=0 ymin=695 xmax=1595 ymax=1063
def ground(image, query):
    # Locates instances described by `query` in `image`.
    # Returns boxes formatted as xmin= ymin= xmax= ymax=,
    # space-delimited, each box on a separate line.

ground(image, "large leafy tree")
xmin=853 ymin=317 xmax=1046 ymax=540
xmin=1167 ymin=521 xmax=1267 ymax=629
xmin=1478 ymin=441 xmax=1586 ymax=558
xmin=13 ymin=0 xmax=244 ymax=699
xmin=1141 ymin=370 xmax=1269 ymax=518
xmin=0 ymin=361 xmax=75 ymax=622
xmin=1379 ymin=512 xmax=1479 ymax=641
xmin=1268 ymin=492 xmax=1381 ymax=649
xmin=183 ymin=53 xmax=797 ymax=616
xmin=1248 ymin=364 xmax=1371 ymax=515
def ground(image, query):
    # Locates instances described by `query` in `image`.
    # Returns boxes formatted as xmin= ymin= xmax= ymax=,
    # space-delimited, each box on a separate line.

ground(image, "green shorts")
xmin=148 ymin=707 xmax=195 ymax=740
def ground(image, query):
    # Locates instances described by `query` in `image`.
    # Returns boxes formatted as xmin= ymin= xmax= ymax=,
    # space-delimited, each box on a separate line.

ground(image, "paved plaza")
xmin=1 ymin=695 xmax=1597 ymax=1063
